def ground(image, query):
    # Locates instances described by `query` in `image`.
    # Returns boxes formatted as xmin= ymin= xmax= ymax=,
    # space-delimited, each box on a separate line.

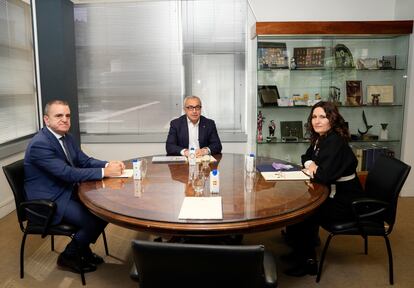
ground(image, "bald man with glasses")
xmin=166 ymin=96 xmax=222 ymax=156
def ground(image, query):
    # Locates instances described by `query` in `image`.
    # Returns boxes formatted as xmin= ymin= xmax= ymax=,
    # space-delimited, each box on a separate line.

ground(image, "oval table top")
xmin=79 ymin=153 xmax=329 ymax=236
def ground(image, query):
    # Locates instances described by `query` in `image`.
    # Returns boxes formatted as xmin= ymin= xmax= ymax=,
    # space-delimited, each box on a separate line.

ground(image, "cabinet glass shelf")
xmin=258 ymin=104 xmax=404 ymax=109
xmin=255 ymin=25 xmax=410 ymax=162
xmin=257 ymin=139 xmax=400 ymax=144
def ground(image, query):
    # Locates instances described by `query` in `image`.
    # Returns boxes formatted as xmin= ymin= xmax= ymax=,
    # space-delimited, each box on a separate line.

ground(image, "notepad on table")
xmin=178 ymin=197 xmax=223 ymax=220
xmin=261 ymin=171 xmax=310 ymax=181
xmin=152 ymin=156 xmax=187 ymax=163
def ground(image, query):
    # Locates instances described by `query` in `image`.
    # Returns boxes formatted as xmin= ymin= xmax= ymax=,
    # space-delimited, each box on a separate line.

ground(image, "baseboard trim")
xmin=0 ymin=197 xmax=15 ymax=219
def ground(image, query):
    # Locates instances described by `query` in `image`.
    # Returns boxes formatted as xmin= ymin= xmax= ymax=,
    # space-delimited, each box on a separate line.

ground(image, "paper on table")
xmin=261 ymin=171 xmax=310 ymax=181
xmin=152 ymin=156 xmax=187 ymax=163
xmin=178 ymin=197 xmax=223 ymax=220
xmin=109 ymin=169 xmax=133 ymax=178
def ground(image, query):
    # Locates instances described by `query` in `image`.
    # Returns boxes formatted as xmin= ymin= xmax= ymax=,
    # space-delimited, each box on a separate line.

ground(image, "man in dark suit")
xmin=166 ymin=96 xmax=222 ymax=156
xmin=24 ymin=100 xmax=124 ymax=274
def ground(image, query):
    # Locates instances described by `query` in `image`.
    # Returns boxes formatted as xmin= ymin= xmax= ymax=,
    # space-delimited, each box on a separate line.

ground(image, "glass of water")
xmin=192 ymin=171 xmax=205 ymax=195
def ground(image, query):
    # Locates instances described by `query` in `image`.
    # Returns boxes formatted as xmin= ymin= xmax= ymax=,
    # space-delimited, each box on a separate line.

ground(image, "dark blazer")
xmin=24 ymin=127 xmax=107 ymax=224
xmin=166 ymin=115 xmax=222 ymax=156
xmin=301 ymin=130 xmax=363 ymax=221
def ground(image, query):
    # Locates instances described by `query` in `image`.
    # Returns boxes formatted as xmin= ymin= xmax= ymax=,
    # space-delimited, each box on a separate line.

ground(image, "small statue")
xmin=358 ymin=110 xmax=373 ymax=137
xmin=380 ymin=123 xmax=389 ymax=140
xmin=372 ymin=94 xmax=380 ymax=105
xmin=290 ymin=57 xmax=296 ymax=70
xmin=268 ymin=120 xmax=276 ymax=137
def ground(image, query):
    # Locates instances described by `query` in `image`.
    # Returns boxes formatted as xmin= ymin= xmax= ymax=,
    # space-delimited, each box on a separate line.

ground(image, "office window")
xmin=74 ymin=0 xmax=246 ymax=137
xmin=182 ymin=0 xmax=246 ymax=132
xmin=0 ymin=0 xmax=38 ymax=145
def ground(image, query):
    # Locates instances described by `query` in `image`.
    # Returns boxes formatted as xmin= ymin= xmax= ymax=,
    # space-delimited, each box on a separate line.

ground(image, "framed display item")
xmin=293 ymin=47 xmax=325 ymax=69
xmin=334 ymin=44 xmax=354 ymax=68
xmin=258 ymin=42 xmax=288 ymax=70
xmin=280 ymin=121 xmax=303 ymax=141
xmin=346 ymin=80 xmax=363 ymax=106
xmin=367 ymin=85 xmax=394 ymax=104
xmin=258 ymin=85 xmax=280 ymax=106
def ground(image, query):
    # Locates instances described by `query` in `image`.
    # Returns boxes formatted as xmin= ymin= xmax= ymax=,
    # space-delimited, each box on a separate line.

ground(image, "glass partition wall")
xmin=74 ymin=0 xmax=248 ymax=140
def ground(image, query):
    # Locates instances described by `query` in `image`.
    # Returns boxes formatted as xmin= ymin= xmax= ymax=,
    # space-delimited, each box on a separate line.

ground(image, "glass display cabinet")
xmin=255 ymin=21 xmax=413 ymax=170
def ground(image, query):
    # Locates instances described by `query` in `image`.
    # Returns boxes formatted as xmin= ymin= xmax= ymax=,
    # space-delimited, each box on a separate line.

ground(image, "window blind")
xmin=74 ymin=0 xmax=246 ymax=136
xmin=0 ymin=0 xmax=38 ymax=145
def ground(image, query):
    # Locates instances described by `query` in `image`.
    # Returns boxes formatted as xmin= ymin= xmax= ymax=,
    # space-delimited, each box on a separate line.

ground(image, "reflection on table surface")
xmin=79 ymin=153 xmax=328 ymax=236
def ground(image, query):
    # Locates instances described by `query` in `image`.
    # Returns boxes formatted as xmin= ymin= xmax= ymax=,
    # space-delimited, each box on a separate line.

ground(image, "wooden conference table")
xmin=79 ymin=153 xmax=329 ymax=237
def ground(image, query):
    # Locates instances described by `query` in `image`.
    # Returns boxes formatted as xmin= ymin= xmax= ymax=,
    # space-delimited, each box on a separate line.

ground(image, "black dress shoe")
xmin=57 ymin=253 xmax=97 ymax=274
xmin=284 ymin=259 xmax=318 ymax=277
xmin=279 ymin=251 xmax=300 ymax=263
xmin=84 ymin=252 xmax=104 ymax=265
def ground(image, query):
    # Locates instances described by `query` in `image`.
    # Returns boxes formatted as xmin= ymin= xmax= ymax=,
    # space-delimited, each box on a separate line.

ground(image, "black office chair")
xmin=316 ymin=155 xmax=411 ymax=285
xmin=130 ymin=239 xmax=277 ymax=288
xmin=2 ymin=159 xmax=109 ymax=285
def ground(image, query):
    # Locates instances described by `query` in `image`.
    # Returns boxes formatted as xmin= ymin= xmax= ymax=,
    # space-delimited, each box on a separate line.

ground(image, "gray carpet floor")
xmin=1 ymin=197 xmax=413 ymax=287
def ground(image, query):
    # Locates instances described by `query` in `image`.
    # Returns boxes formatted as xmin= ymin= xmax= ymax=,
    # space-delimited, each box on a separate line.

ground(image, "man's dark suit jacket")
xmin=166 ymin=115 xmax=222 ymax=156
xmin=24 ymin=127 xmax=107 ymax=225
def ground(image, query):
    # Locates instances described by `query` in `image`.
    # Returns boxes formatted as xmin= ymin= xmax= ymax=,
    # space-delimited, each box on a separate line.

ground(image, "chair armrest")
xmin=263 ymin=251 xmax=277 ymax=288
xmin=20 ymin=200 xmax=56 ymax=238
xmin=351 ymin=197 xmax=388 ymax=221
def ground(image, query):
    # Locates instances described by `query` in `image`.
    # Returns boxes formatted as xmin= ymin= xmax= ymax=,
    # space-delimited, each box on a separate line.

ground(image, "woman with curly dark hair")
xmin=284 ymin=101 xmax=363 ymax=277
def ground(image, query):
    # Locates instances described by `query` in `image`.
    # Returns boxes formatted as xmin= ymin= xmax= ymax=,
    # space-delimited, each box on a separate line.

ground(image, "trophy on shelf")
xmin=266 ymin=120 xmax=277 ymax=142
xmin=380 ymin=123 xmax=389 ymax=140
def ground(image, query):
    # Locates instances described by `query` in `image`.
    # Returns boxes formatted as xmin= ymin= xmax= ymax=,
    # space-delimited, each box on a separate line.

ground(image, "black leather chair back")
xmin=132 ymin=240 xmax=266 ymax=288
xmin=365 ymin=155 xmax=411 ymax=230
xmin=3 ymin=159 xmax=27 ymax=227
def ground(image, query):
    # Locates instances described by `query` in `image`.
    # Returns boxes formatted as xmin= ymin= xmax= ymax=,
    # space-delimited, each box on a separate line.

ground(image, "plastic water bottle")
xmin=133 ymin=159 xmax=142 ymax=180
xmin=188 ymin=147 xmax=196 ymax=166
xmin=245 ymin=153 xmax=255 ymax=175
xmin=210 ymin=169 xmax=220 ymax=193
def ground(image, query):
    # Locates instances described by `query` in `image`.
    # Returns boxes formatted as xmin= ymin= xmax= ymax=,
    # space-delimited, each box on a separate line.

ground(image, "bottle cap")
xmin=212 ymin=169 xmax=218 ymax=176
xmin=249 ymin=153 xmax=255 ymax=157
xmin=190 ymin=147 xmax=195 ymax=151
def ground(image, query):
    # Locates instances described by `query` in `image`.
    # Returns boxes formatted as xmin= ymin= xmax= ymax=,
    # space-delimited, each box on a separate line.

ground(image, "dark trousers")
xmin=62 ymin=198 xmax=107 ymax=256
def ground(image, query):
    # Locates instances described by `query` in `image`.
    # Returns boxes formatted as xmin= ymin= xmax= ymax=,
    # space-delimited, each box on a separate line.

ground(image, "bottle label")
xmin=210 ymin=170 xmax=220 ymax=193
xmin=133 ymin=160 xmax=142 ymax=180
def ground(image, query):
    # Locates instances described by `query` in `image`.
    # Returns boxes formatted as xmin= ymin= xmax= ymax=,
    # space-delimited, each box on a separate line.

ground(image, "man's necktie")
xmin=60 ymin=136 xmax=75 ymax=166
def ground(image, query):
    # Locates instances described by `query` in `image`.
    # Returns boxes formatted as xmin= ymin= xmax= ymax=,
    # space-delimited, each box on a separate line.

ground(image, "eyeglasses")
xmin=185 ymin=105 xmax=202 ymax=111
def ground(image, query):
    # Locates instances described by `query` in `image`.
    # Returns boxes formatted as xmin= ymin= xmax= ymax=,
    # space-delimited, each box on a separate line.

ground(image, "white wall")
xmin=395 ymin=0 xmax=414 ymax=196
xmin=250 ymin=0 xmax=396 ymax=21
xmin=0 ymin=152 xmax=24 ymax=218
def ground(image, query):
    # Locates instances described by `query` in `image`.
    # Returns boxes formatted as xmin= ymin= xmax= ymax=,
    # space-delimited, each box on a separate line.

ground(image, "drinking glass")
xmin=192 ymin=172 xmax=205 ymax=194
xmin=140 ymin=159 xmax=148 ymax=179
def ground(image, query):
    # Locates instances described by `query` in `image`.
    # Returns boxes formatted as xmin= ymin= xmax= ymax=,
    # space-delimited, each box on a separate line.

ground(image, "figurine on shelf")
xmin=380 ymin=123 xmax=389 ymax=140
xmin=269 ymin=120 xmax=276 ymax=137
xmin=358 ymin=110 xmax=373 ymax=139
xmin=257 ymin=110 xmax=265 ymax=142
xmin=290 ymin=57 xmax=297 ymax=70
xmin=371 ymin=94 xmax=380 ymax=105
